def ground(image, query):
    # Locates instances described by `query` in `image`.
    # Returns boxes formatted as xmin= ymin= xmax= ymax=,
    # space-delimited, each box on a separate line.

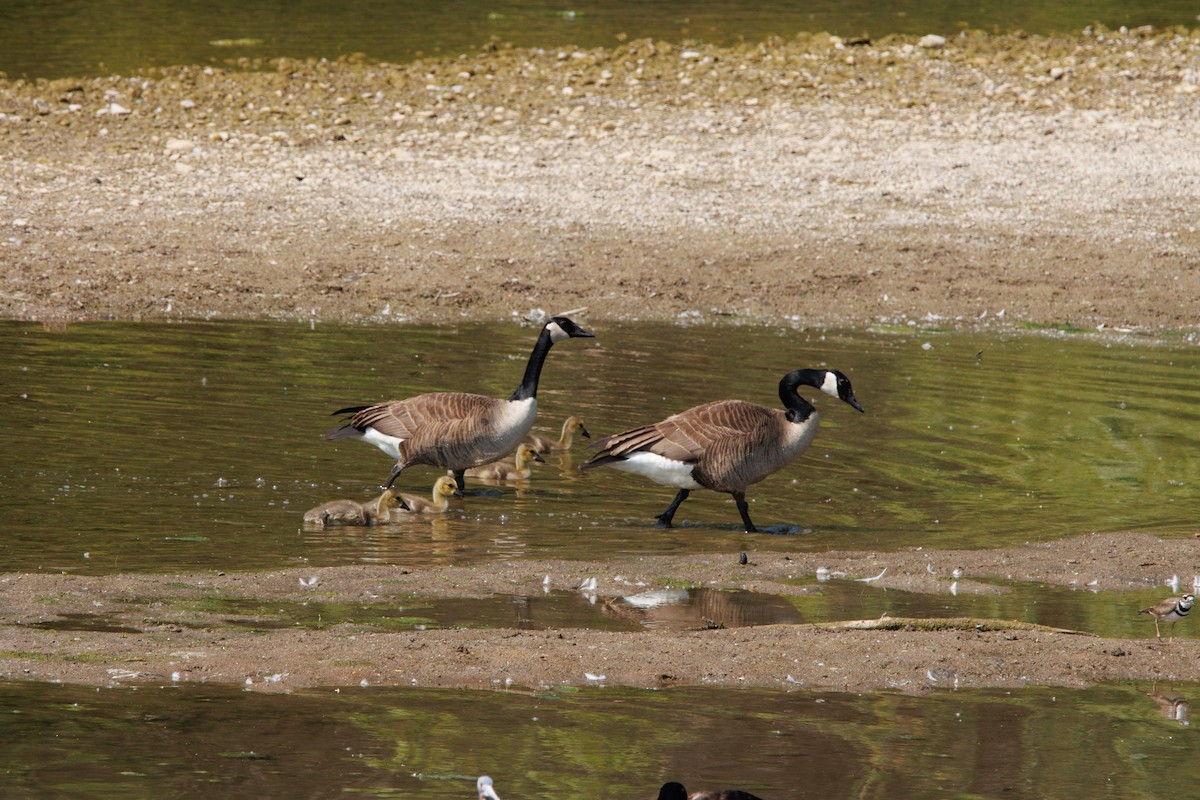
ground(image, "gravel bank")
xmin=2 ymin=27 xmax=1199 ymax=330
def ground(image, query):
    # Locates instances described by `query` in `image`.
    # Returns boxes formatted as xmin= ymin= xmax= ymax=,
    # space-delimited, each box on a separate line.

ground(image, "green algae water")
xmin=2 ymin=319 xmax=1198 ymax=575
xmin=3 ymin=680 xmax=1200 ymax=798
xmin=3 ymin=0 xmax=1199 ymax=79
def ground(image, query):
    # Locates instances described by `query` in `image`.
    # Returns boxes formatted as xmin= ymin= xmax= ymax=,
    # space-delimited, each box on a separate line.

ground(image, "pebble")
xmin=918 ymin=34 xmax=947 ymax=50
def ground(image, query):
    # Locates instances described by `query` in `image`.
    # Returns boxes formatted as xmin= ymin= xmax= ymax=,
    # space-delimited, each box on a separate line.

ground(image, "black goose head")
xmin=545 ymin=316 xmax=594 ymax=342
xmin=819 ymin=368 xmax=864 ymax=413
xmin=658 ymin=783 xmax=688 ymax=800
xmin=784 ymin=369 xmax=865 ymax=414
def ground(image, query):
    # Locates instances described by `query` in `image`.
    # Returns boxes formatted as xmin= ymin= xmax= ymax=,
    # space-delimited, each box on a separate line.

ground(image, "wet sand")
xmin=3 ymin=532 xmax=1199 ymax=693
xmin=3 ymin=28 xmax=1200 ymax=692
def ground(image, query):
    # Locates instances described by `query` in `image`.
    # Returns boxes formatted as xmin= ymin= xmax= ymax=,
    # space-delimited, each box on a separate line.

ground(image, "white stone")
xmin=918 ymin=34 xmax=946 ymax=49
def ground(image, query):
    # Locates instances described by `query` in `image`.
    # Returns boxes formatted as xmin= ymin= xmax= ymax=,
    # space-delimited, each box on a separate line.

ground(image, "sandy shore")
xmin=3 ymin=29 xmax=1200 ymax=693
xmin=2 ymin=28 xmax=1199 ymax=331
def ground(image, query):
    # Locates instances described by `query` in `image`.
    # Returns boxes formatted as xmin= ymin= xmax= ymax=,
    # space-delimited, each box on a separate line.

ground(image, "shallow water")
xmin=3 ymin=679 xmax=1200 ymax=798
xmin=3 ymin=318 xmax=1199 ymax=575
xmin=4 ymin=0 xmax=1199 ymax=79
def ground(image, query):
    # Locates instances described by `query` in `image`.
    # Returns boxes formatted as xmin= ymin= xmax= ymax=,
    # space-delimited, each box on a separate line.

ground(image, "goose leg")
xmin=655 ymin=489 xmax=690 ymax=527
xmin=733 ymin=491 xmax=759 ymax=533
xmin=453 ymin=469 xmax=467 ymax=497
xmin=385 ymin=461 xmax=406 ymax=489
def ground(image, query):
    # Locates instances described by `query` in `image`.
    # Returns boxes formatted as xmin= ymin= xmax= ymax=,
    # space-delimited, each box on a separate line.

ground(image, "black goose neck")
xmin=509 ymin=327 xmax=555 ymax=401
xmin=780 ymin=369 xmax=819 ymax=424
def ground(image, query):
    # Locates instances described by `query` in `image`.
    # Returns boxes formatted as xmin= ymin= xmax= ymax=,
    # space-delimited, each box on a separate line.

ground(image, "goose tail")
xmin=324 ymin=423 xmax=365 ymax=441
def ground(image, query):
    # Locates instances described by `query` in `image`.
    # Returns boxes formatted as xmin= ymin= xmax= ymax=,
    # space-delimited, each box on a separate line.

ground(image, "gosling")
xmin=393 ymin=475 xmax=460 ymax=515
xmin=461 ymin=443 xmax=545 ymax=481
xmin=303 ymin=489 xmax=406 ymax=527
xmin=525 ymin=415 xmax=590 ymax=453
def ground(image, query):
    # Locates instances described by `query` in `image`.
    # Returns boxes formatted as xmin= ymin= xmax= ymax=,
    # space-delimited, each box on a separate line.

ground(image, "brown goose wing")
xmin=349 ymin=392 xmax=499 ymax=438
xmin=590 ymin=400 xmax=774 ymax=464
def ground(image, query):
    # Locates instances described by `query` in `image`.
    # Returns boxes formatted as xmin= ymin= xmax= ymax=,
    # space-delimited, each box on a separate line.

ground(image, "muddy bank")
xmin=3 ymin=532 xmax=1198 ymax=693
xmin=2 ymin=28 xmax=1199 ymax=331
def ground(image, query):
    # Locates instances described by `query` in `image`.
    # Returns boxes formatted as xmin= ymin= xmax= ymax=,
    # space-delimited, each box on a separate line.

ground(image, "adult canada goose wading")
xmin=325 ymin=316 xmax=593 ymax=492
xmin=583 ymin=368 xmax=863 ymax=532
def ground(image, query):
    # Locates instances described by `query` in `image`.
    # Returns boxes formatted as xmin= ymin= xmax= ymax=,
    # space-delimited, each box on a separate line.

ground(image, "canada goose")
xmin=658 ymin=782 xmax=764 ymax=800
xmin=325 ymin=316 xmax=593 ymax=492
xmin=394 ymin=475 xmax=460 ymax=515
xmin=525 ymin=415 xmax=591 ymax=453
xmin=302 ymin=488 xmax=407 ymax=527
xmin=1140 ymin=594 xmax=1194 ymax=640
xmin=583 ymin=369 xmax=863 ymax=532
xmin=462 ymin=442 xmax=545 ymax=481
xmin=477 ymin=776 xmax=501 ymax=800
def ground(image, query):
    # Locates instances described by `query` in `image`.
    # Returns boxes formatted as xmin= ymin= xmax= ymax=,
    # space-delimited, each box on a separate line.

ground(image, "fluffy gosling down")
xmin=302 ymin=489 xmax=407 ymax=527
xmin=525 ymin=414 xmax=590 ymax=453
xmin=394 ymin=475 xmax=460 ymax=515
xmin=583 ymin=368 xmax=863 ymax=532
xmin=462 ymin=442 xmax=545 ymax=481
xmin=325 ymin=316 xmax=593 ymax=494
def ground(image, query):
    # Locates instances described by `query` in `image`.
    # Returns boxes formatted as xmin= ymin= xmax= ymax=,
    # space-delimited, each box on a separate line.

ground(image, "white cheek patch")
xmin=610 ymin=452 xmax=703 ymax=490
xmin=820 ymin=370 xmax=840 ymax=398
xmin=546 ymin=320 xmax=568 ymax=343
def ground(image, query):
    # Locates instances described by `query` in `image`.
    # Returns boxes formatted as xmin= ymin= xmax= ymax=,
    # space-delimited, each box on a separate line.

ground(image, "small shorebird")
xmin=1140 ymin=593 xmax=1194 ymax=640
xmin=477 ymin=776 xmax=500 ymax=800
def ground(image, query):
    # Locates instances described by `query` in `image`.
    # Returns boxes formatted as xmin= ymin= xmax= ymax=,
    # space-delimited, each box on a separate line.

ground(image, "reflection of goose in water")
xmin=658 ymin=781 xmax=765 ymax=800
xmin=525 ymin=415 xmax=590 ymax=453
xmin=1147 ymin=683 xmax=1191 ymax=726
xmin=393 ymin=476 xmax=459 ymax=515
xmin=325 ymin=316 xmax=593 ymax=493
xmin=302 ymin=489 xmax=406 ymax=527
xmin=460 ymin=443 xmax=544 ymax=481
xmin=605 ymin=588 xmax=804 ymax=631
xmin=583 ymin=369 xmax=863 ymax=532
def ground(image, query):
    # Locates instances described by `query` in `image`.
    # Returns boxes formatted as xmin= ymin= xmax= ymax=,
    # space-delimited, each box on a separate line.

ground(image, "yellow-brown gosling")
xmin=462 ymin=442 xmax=545 ymax=481
xmin=393 ymin=475 xmax=460 ymax=515
xmin=302 ymin=489 xmax=406 ymax=527
xmin=525 ymin=415 xmax=590 ymax=453
xmin=325 ymin=316 xmax=593 ymax=493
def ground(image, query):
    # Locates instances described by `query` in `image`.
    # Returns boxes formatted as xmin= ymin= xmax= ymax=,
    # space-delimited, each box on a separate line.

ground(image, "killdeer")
xmin=1140 ymin=593 xmax=1194 ymax=640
